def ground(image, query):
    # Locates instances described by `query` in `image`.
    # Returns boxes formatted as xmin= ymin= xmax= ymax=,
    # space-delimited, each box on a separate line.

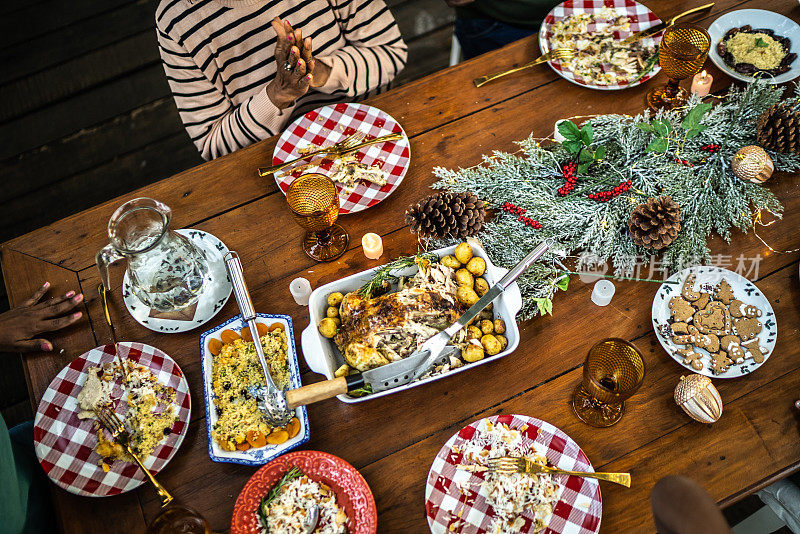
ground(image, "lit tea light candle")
xmin=691 ymin=70 xmax=713 ymax=97
xmin=554 ymin=119 xmax=568 ymax=143
xmin=362 ymin=233 xmax=383 ymax=259
xmin=289 ymin=277 xmax=312 ymax=306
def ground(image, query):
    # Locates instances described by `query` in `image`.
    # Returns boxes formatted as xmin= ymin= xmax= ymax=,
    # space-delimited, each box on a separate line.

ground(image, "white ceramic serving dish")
xmin=301 ymin=243 xmax=523 ymax=403
xmin=199 ymin=314 xmax=310 ymax=465
xmin=708 ymin=9 xmax=800 ymax=84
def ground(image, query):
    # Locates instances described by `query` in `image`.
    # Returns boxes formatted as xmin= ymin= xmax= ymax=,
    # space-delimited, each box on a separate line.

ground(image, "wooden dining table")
xmin=3 ymin=0 xmax=800 ymax=531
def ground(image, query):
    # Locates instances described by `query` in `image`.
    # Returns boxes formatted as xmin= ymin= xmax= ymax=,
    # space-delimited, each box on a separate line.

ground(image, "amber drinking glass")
xmin=571 ymin=338 xmax=645 ymax=427
xmin=646 ymin=23 xmax=711 ymax=110
xmin=286 ymin=173 xmax=349 ymax=262
xmin=146 ymin=505 xmax=211 ymax=534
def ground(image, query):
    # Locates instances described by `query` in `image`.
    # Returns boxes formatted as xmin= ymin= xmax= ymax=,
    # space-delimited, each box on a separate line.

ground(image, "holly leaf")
xmin=562 ymin=140 xmax=582 ymax=155
xmin=580 ymin=123 xmax=593 ymax=145
xmin=646 ymin=138 xmax=669 ymax=153
xmin=594 ymin=145 xmax=606 ymax=160
xmin=533 ymin=297 xmax=554 ymax=316
xmin=555 ymin=275 xmax=570 ymax=291
xmin=636 ymin=122 xmax=655 ymax=132
xmin=577 ymin=148 xmax=595 ymax=163
xmin=558 ymin=120 xmax=581 ymax=141
xmin=652 ymin=119 xmax=672 ymax=137
xmin=577 ymin=162 xmax=592 ymax=173
xmin=682 ymin=103 xmax=712 ymax=131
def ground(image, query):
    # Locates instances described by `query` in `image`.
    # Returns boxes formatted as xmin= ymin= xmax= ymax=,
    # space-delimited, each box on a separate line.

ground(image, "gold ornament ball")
xmin=731 ymin=145 xmax=774 ymax=184
xmin=674 ymin=374 xmax=723 ymax=423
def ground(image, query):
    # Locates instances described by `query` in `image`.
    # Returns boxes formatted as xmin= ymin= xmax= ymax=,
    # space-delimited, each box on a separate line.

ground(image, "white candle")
xmin=362 ymin=233 xmax=383 ymax=259
xmin=554 ymin=119 xmax=568 ymax=143
xmin=691 ymin=70 xmax=712 ymax=97
xmin=289 ymin=277 xmax=312 ymax=306
xmin=591 ymin=280 xmax=615 ymax=306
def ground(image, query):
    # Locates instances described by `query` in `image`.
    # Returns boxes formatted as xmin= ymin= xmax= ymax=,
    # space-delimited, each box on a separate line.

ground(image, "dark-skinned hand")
xmin=0 ymin=282 xmax=84 ymax=352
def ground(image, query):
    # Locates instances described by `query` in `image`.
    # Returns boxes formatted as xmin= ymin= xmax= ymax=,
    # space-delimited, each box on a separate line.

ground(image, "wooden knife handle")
xmin=285 ymin=374 xmax=365 ymax=408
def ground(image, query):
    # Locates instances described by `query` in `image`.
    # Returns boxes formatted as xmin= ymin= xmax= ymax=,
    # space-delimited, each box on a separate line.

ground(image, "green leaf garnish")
xmin=348 ymin=384 xmax=373 ymax=397
xmin=755 ymin=37 xmax=769 ymax=48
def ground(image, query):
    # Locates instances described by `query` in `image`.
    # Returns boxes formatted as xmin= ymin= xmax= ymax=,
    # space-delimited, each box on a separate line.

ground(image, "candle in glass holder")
xmin=362 ymin=233 xmax=383 ymax=259
xmin=691 ymin=70 xmax=712 ymax=97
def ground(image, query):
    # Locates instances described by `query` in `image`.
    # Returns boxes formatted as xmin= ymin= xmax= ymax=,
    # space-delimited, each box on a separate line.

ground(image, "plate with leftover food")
xmin=34 ymin=342 xmax=190 ymax=497
xmin=301 ymin=240 xmax=523 ymax=404
xmin=652 ymin=266 xmax=776 ymax=378
xmin=230 ymin=449 xmax=377 ymax=534
xmin=708 ymin=9 xmax=800 ymax=84
xmin=273 ymin=103 xmax=410 ymax=214
xmin=426 ymin=414 xmax=602 ymax=534
xmin=540 ymin=0 xmax=661 ymax=90
xmin=200 ymin=313 xmax=309 ymax=465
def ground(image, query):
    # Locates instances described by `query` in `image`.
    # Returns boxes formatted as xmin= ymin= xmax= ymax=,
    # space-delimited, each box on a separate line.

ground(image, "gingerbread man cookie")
xmin=710 ymin=350 xmax=733 ymax=374
xmin=670 ymin=322 xmax=690 ymax=335
xmin=694 ymin=301 xmax=732 ymax=336
xmin=742 ymin=339 xmax=768 ymax=363
xmin=721 ymin=335 xmax=746 ymax=364
xmin=733 ymin=316 xmax=762 ymax=341
xmin=714 ymin=279 xmax=736 ymax=305
xmin=677 ymin=347 xmax=704 ymax=371
xmin=681 ymin=273 xmax=702 ymax=302
xmin=669 ymin=296 xmax=695 ymax=323
xmin=673 ymin=325 xmax=720 ymax=353
xmin=728 ymin=299 xmax=762 ymax=319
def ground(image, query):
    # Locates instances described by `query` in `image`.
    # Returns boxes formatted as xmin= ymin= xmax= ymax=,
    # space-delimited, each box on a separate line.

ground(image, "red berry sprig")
xmin=557 ymin=161 xmax=578 ymax=197
xmin=587 ymin=180 xmax=632 ymax=202
xmin=502 ymin=202 xmax=542 ymax=228
xmin=701 ymin=143 xmax=721 ymax=153
xmin=673 ymin=158 xmax=695 ymax=167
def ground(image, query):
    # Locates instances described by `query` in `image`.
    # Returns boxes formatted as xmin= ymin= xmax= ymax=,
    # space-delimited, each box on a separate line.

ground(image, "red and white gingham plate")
xmin=425 ymin=414 xmax=602 ymax=534
xmin=273 ymin=103 xmax=410 ymax=214
xmin=539 ymin=0 xmax=662 ymax=90
xmin=34 ymin=342 xmax=191 ymax=497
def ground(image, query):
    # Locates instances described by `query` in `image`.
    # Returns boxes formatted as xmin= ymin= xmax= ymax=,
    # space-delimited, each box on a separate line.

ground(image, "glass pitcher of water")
xmin=96 ymin=198 xmax=209 ymax=312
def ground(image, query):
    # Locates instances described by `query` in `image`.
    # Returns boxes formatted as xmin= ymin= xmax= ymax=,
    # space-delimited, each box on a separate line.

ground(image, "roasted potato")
xmin=493 ymin=319 xmax=506 ymax=334
xmin=496 ymin=334 xmax=508 ymax=351
xmin=327 ymin=292 xmax=344 ymax=307
xmin=455 ymin=268 xmax=474 ymax=287
xmin=454 ymin=242 xmax=473 ymax=264
xmin=457 ymin=286 xmax=479 ymax=306
xmin=463 ymin=343 xmax=485 ymax=362
xmin=466 ymin=257 xmax=486 ymax=277
xmin=326 ymin=306 xmax=339 ymax=318
xmin=474 ymin=277 xmax=489 ymax=296
xmin=467 ymin=325 xmax=483 ymax=340
xmin=441 ymin=255 xmax=462 ymax=270
xmin=481 ymin=334 xmax=502 ymax=356
xmin=318 ymin=318 xmax=338 ymax=338
xmin=331 ymin=317 xmax=341 ymax=327
xmin=479 ymin=319 xmax=494 ymax=335
xmin=334 ymin=364 xmax=351 ymax=377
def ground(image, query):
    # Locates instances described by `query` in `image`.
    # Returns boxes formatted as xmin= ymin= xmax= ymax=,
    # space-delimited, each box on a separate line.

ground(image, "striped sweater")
xmin=156 ymin=0 xmax=407 ymax=160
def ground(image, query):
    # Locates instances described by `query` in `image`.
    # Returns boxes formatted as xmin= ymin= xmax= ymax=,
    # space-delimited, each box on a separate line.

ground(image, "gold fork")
xmin=257 ymin=131 xmax=367 ymax=176
xmin=95 ymin=406 xmax=174 ymax=506
xmin=487 ymin=457 xmax=631 ymax=487
xmin=473 ymin=48 xmax=574 ymax=88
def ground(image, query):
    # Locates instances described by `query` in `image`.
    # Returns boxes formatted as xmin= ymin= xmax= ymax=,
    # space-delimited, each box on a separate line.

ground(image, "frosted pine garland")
xmin=430 ymin=82 xmax=800 ymax=320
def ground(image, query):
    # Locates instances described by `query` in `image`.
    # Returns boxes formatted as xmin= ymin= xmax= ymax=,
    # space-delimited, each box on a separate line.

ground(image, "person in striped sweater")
xmin=156 ymin=0 xmax=407 ymax=160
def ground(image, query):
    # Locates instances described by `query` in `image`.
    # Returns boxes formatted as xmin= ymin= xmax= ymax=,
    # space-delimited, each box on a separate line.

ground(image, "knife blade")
xmin=620 ymin=3 xmax=714 ymax=45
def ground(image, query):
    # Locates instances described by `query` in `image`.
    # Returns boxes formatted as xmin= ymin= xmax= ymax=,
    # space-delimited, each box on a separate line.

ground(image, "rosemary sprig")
xmin=347 ymin=384 xmax=373 ymax=397
xmin=357 ymin=253 xmax=439 ymax=297
xmin=258 ymin=466 xmax=305 ymax=527
xmin=630 ymin=49 xmax=659 ymax=84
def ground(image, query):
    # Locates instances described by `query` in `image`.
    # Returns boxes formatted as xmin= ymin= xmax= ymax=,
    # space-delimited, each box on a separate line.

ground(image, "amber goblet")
xmin=571 ymin=338 xmax=645 ymax=427
xmin=646 ymin=23 xmax=711 ymax=111
xmin=286 ymin=173 xmax=349 ymax=262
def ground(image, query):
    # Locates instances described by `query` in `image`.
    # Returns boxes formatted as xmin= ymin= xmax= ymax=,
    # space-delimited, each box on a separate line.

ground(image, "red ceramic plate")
xmin=231 ymin=450 xmax=377 ymax=534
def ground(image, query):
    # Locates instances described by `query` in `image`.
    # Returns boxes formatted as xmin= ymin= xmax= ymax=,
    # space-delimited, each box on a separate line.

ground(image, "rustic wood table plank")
xmin=2 ymin=0 xmax=799 ymax=531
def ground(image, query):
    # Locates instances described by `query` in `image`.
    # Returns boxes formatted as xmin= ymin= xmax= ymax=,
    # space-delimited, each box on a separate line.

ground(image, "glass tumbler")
xmin=571 ymin=338 xmax=645 ymax=427
xmin=286 ymin=173 xmax=349 ymax=262
xmin=646 ymin=23 xmax=711 ymax=110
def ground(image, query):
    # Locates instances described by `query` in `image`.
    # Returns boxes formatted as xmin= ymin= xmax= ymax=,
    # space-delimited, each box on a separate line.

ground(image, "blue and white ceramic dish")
xmin=199 ymin=313 xmax=309 ymax=465
xmin=652 ymin=266 xmax=776 ymax=379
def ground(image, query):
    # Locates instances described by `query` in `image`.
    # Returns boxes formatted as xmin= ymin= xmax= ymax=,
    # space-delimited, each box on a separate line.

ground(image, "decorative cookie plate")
xmin=122 ymin=229 xmax=232 ymax=333
xmin=652 ymin=266 xmax=776 ymax=378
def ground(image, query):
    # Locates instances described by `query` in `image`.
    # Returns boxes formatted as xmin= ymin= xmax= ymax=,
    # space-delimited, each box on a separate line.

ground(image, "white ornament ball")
xmin=731 ymin=145 xmax=774 ymax=183
xmin=674 ymin=374 xmax=723 ymax=423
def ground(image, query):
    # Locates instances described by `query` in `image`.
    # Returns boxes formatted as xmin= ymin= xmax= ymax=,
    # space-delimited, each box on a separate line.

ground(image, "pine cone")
xmin=405 ymin=191 xmax=485 ymax=239
xmin=627 ymin=196 xmax=683 ymax=250
xmin=757 ymin=103 xmax=800 ymax=154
